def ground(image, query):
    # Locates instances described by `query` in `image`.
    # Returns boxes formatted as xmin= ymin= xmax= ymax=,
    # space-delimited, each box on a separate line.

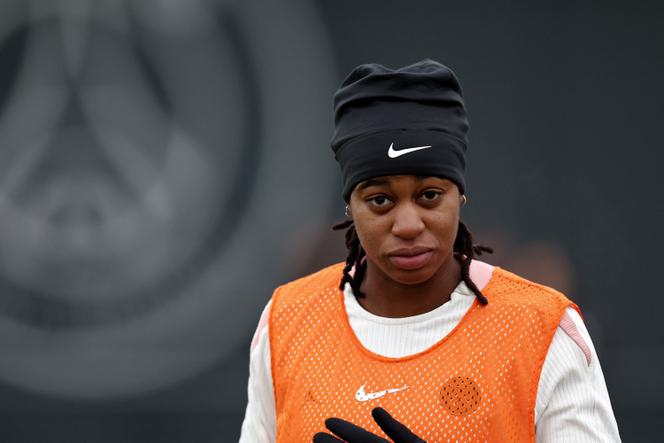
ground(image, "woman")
xmin=239 ymin=60 xmax=620 ymax=442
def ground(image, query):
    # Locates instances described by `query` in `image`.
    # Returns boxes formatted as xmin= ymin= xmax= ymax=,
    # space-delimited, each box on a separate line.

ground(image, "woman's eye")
xmin=420 ymin=190 xmax=441 ymax=201
xmin=368 ymin=195 xmax=390 ymax=207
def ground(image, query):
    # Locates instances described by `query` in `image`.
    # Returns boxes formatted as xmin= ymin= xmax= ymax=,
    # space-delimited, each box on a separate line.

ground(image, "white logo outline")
xmin=387 ymin=142 xmax=432 ymax=158
xmin=355 ymin=383 xmax=410 ymax=402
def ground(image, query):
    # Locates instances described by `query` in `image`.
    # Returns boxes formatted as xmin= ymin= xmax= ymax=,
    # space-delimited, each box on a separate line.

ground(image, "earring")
xmin=460 ymin=195 xmax=467 ymax=207
xmin=344 ymin=205 xmax=352 ymax=218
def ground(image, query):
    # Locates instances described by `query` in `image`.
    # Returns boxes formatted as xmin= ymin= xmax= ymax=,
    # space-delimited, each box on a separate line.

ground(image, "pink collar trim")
xmin=468 ymin=259 xmax=495 ymax=291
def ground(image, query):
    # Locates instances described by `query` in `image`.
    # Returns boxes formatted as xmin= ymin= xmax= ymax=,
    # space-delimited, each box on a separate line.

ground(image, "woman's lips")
xmin=387 ymin=247 xmax=433 ymax=270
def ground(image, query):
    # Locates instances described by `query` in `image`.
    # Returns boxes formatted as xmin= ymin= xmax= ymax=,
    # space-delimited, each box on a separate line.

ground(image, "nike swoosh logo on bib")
xmin=387 ymin=142 xmax=432 ymax=158
xmin=355 ymin=383 xmax=409 ymax=402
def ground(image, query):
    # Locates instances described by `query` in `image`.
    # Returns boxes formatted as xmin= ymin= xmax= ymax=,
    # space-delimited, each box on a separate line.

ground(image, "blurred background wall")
xmin=0 ymin=0 xmax=661 ymax=441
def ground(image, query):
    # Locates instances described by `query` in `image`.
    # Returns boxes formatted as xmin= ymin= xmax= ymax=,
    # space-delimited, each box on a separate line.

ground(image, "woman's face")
xmin=349 ymin=175 xmax=462 ymax=286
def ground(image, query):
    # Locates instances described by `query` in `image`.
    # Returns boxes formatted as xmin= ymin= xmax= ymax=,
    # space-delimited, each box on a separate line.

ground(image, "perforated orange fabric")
xmin=269 ymin=263 xmax=576 ymax=442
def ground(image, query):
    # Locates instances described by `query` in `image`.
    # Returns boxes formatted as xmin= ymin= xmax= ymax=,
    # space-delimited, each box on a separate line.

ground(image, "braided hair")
xmin=332 ymin=218 xmax=493 ymax=305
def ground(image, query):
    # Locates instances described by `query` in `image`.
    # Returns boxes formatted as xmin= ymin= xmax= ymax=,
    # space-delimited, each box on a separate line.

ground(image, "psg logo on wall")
xmin=0 ymin=0 xmax=336 ymax=399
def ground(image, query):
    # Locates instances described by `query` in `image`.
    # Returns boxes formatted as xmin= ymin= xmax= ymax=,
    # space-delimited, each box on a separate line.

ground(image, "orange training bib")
xmin=270 ymin=262 xmax=575 ymax=442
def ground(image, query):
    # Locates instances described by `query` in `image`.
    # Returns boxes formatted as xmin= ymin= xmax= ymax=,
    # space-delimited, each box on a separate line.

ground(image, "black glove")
xmin=313 ymin=407 xmax=426 ymax=443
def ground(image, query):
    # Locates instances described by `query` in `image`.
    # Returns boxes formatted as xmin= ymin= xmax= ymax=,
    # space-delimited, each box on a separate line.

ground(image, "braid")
xmin=454 ymin=220 xmax=493 ymax=305
xmin=332 ymin=219 xmax=367 ymax=297
xmin=333 ymin=218 xmax=493 ymax=304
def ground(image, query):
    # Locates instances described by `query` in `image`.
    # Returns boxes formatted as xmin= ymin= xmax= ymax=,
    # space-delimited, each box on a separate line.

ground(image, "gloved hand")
xmin=313 ymin=407 xmax=426 ymax=443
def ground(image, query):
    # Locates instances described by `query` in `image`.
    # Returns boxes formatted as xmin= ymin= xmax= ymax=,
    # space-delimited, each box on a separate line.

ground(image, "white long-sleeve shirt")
xmin=239 ymin=280 xmax=621 ymax=442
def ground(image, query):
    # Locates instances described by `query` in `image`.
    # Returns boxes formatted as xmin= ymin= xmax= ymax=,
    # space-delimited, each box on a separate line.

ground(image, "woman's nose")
xmin=391 ymin=203 xmax=425 ymax=239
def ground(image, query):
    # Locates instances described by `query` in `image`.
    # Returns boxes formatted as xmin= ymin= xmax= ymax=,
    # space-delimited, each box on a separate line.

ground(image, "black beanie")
xmin=331 ymin=59 xmax=469 ymax=201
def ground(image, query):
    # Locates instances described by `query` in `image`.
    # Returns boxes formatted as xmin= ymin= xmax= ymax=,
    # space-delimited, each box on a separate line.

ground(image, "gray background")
xmin=0 ymin=0 xmax=661 ymax=441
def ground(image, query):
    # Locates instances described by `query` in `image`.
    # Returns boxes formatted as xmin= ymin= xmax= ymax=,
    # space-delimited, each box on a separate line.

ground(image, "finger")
xmin=325 ymin=417 xmax=389 ymax=443
xmin=313 ymin=431 xmax=346 ymax=443
xmin=371 ymin=407 xmax=425 ymax=443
